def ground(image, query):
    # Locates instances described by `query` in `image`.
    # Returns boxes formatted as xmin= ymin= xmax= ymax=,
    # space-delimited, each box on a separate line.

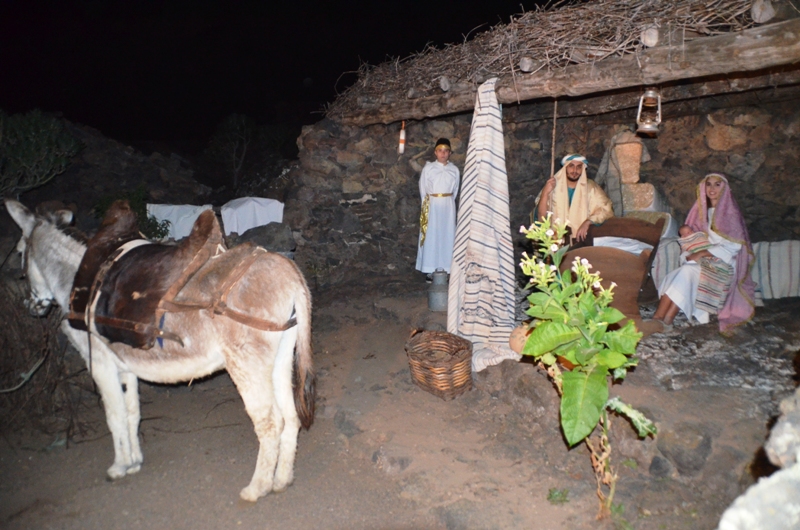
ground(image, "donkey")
xmin=5 ymin=200 xmax=314 ymax=501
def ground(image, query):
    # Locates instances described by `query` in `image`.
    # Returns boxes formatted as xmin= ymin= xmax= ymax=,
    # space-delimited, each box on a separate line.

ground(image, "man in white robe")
xmin=416 ymin=138 xmax=460 ymax=276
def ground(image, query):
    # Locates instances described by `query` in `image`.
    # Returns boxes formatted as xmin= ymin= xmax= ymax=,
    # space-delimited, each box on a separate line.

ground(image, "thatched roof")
xmin=327 ymin=0 xmax=800 ymax=126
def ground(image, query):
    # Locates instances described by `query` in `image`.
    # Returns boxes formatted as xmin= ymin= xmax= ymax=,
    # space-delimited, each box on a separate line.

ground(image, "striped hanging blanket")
xmin=751 ymin=240 xmax=800 ymax=300
xmin=447 ymin=78 xmax=519 ymax=371
xmin=695 ymin=256 xmax=734 ymax=314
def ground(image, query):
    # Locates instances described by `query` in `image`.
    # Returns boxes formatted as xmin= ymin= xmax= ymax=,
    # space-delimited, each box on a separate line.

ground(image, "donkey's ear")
xmin=5 ymin=200 xmax=36 ymax=237
xmin=51 ymin=209 xmax=74 ymax=227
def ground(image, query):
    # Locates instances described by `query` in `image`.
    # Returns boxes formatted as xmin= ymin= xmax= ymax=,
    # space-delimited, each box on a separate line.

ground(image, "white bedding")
xmin=593 ymin=236 xmax=654 ymax=255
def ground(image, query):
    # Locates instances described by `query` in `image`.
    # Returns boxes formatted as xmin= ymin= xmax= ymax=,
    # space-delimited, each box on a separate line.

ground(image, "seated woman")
xmin=652 ymin=173 xmax=756 ymax=334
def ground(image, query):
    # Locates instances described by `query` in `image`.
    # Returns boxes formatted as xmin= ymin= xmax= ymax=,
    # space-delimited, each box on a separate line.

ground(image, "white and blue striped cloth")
xmin=652 ymin=238 xmax=800 ymax=302
xmin=751 ymin=240 xmax=800 ymax=300
xmin=447 ymin=78 xmax=519 ymax=371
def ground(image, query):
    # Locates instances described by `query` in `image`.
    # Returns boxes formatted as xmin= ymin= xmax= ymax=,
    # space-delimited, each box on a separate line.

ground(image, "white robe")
xmin=416 ymin=160 xmax=460 ymax=273
xmin=658 ymin=208 xmax=741 ymax=323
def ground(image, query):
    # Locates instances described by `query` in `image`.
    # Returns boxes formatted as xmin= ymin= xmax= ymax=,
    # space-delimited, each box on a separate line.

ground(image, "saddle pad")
xmin=69 ymin=200 xmax=141 ymax=332
xmin=173 ymin=243 xmax=265 ymax=308
xmin=93 ymin=209 xmax=223 ymax=349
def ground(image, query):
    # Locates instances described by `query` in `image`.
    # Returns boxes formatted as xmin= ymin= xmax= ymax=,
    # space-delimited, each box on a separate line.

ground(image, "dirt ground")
xmin=0 ymin=275 xmax=794 ymax=530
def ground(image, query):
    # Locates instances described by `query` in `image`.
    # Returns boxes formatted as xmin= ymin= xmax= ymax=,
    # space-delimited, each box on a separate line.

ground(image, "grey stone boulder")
xmin=227 ymin=222 xmax=297 ymax=254
xmin=656 ymin=422 xmax=713 ymax=477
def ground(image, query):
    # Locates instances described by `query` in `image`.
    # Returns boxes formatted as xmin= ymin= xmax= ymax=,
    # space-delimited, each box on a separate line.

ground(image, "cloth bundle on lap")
xmin=695 ymin=256 xmax=734 ymax=314
xmin=679 ymin=232 xmax=712 ymax=254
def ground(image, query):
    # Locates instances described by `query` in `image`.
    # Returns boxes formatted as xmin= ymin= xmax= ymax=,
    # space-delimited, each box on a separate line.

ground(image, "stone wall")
xmin=285 ymin=99 xmax=800 ymax=285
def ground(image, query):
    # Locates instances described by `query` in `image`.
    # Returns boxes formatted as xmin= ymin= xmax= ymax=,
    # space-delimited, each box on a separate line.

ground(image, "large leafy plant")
xmin=519 ymin=214 xmax=656 ymax=517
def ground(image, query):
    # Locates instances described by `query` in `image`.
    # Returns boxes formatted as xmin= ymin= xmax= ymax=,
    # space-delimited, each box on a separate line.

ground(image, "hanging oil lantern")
xmin=636 ymin=87 xmax=662 ymax=136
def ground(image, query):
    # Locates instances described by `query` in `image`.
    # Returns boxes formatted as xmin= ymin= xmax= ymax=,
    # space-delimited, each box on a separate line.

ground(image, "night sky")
xmin=1 ymin=0 xmax=540 ymax=150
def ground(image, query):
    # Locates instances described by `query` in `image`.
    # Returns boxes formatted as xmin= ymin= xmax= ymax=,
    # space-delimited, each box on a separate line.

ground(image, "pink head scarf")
xmin=685 ymin=173 xmax=755 ymax=334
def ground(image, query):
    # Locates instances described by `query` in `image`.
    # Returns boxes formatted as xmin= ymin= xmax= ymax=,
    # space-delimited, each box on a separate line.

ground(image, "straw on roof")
xmin=326 ymin=0 xmax=756 ymax=119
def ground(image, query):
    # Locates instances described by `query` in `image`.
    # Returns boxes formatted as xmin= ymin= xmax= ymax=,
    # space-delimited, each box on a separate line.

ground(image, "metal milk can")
xmin=428 ymin=268 xmax=448 ymax=312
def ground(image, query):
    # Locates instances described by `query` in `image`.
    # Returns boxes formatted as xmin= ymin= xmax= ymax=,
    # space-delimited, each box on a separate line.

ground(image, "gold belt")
xmin=419 ymin=193 xmax=454 ymax=247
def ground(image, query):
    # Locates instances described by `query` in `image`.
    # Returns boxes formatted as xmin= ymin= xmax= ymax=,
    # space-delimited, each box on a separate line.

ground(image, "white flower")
xmin=519 ymin=225 xmax=527 ymax=234
xmin=580 ymin=258 xmax=591 ymax=269
xmin=550 ymin=243 xmax=559 ymax=252
xmin=610 ymin=282 xmax=617 ymax=288
xmin=521 ymin=251 xmax=529 ymax=259
xmin=545 ymin=229 xmax=554 ymax=237
xmin=593 ymin=282 xmax=602 ymax=289
xmin=549 ymin=265 xmax=557 ymax=271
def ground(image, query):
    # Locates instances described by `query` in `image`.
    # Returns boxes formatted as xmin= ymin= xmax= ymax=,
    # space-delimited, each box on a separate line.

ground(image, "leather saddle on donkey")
xmin=69 ymin=200 xmax=296 ymax=349
xmin=68 ymin=200 xmax=224 ymax=349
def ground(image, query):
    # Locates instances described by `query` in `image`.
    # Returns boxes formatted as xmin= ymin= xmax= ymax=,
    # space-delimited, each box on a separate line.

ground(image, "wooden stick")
xmin=550 ymin=99 xmax=558 ymax=178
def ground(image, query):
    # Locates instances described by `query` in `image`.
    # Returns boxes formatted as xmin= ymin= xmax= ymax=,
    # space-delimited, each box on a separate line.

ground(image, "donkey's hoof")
xmin=126 ymin=463 xmax=141 ymax=475
xmin=106 ymin=464 xmax=128 ymax=480
xmin=272 ymin=477 xmax=293 ymax=493
xmin=240 ymin=485 xmax=268 ymax=502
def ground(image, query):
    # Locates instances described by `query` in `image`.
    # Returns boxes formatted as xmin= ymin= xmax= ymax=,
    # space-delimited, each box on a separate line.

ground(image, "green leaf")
xmin=612 ymin=367 xmax=627 ymax=381
xmin=526 ymin=303 xmax=569 ymax=323
xmin=596 ymin=350 xmax=628 ymax=369
xmin=606 ymin=397 xmax=658 ymax=438
xmin=559 ymin=282 xmax=583 ymax=302
xmin=602 ymin=320 xmax=643 ymax=354
xmin=589 ymin=322 xmax=608 ymax=343
xmin=575 ymin=346 xmax=600 ymax=365
xmin=541 ymin=352 xmax=556 ymax=366
xmin=554 ymin=245 xmax=570 ymax=265
xmin=527 ymin=292 xmax=552 ymax=307
xmin=560 ymin=366 xmax=609 ymax=446
xmin=554 ymin=343 xmax=579 ymax=364
xmin=578 ymin=291 xmax=598 ymax=319
xmin=599 ymin=307 xmax=626 ymax=325
xmin=521 ymin=321 xmax=582 ymax=358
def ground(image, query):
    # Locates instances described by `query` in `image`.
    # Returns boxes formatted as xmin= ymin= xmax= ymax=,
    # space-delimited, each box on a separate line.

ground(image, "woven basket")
xmin=405 ymin=330 xmax=473 ymax=401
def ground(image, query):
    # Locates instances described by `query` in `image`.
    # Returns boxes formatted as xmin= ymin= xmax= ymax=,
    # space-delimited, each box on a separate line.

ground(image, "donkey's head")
xmin=6 ymin=200 xmax=74 ymax=317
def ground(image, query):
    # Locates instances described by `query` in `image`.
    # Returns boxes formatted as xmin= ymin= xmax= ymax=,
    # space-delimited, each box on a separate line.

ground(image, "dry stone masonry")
xmin=285 ymin=98 xmax=800 ymax=286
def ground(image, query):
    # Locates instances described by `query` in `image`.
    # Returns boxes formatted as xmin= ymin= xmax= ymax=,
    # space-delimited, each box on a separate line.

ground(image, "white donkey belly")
xmin=108 ymin=312 xmax=232 ymax=384
xmin=117 ymin=350 xmax=227 ymax=384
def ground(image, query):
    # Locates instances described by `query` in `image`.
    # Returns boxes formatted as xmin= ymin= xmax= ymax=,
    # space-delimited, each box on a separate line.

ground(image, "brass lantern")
xmin=636 ymin=87 xmax=661 ymax=136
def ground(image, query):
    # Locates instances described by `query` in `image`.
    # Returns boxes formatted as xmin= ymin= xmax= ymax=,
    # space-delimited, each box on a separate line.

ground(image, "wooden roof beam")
xmin=337 ymin=18 xmax=800 ymax=127
xmin=506 ymin=66 xmax=800 ymax=122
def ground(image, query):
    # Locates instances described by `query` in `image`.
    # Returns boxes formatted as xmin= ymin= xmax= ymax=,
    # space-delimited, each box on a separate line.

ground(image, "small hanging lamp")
xmin=636 ymin=88 xmax=661 ymax=136
xmin=398 ymin=121 xmax=406 ymax=154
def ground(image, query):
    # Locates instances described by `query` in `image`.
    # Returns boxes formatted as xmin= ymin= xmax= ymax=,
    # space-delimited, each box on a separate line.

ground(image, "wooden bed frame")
xmin=570 ymin=216 xmax=666 ymax=302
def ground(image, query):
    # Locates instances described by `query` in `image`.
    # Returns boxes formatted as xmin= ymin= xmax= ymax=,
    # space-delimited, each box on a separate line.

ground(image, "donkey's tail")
xmin=292 ymin=272 xmax=315 ymax=429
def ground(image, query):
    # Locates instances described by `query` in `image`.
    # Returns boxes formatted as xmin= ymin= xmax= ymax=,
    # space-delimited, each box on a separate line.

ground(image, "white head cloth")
xmin=561 ymin=154 xmax=588 ymax=167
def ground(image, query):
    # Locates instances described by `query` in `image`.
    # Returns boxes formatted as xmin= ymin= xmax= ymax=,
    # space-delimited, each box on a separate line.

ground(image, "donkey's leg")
xmin=62 ymin=324 xmax=134 ymax=479
xmin=120 ymin=371 xmax=143 ymax=473
xmin=226 ymin=343 xmax=281 ymax=502
xmin=272 ymin=326 xmax=300 ymax=492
